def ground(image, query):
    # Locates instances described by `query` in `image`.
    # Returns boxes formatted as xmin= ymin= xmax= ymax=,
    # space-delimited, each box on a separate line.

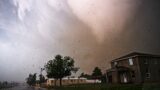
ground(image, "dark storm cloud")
xmin=62 ymin=0 xmax=160 ymax=73
xmin=0 ymin=0 xmax=17 ymax=20
xmin=119 ymin=0 xmax=160 ymax=53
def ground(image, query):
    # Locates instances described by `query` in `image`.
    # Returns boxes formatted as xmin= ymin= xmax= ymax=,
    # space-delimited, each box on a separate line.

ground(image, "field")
xmin=47 ymin=83 xmax=160 ymax=90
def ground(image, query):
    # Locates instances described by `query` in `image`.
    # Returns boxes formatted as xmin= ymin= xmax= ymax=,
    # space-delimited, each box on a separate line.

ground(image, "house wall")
xmin=138 ymin=56 xmax=160 ymax=83
xmin=107 ymin=53 xmax=160 ymax=84
xmin=112 ymin=71 xmax=119 ymax=84
xmin=110 ymin=57 xmax=142 ymax=83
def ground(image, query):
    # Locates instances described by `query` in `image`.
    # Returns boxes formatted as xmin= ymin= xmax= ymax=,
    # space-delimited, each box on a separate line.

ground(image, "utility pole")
xmin=40 ymin=68 xmax=45 ymax=75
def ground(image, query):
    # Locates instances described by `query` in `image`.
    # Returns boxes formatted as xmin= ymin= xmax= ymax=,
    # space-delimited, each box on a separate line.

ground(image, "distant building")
xmin=47 ymin=77 xmax=87 ymax=86
xmin=106 ymin=52 xmax=160 ymax=84
xmin=86 ymin=79 xmax=101 ymax=83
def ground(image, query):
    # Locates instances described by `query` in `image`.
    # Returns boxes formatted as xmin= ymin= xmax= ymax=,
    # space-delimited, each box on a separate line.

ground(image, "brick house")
xmin=106 ymin=52 xmax=160 ymax=84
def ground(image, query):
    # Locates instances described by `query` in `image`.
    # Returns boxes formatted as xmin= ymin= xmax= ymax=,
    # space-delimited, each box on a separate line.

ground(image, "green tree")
xmin=79 ymin=73 xmax=92 ymax=79
xmin=39 ymin=68 xmax=45 ymax=85
xmin=39 ymin=74 xmax=45 ymax=84
xmin=80 ymin=72 xmax=85 ymax=77
xmin=92 ymin=67 xmax=102 ymax=80
xmin=45 ymin=55 xmax=76 ymax=86
xmin=26 ymin=73 xmax=37 ymax=86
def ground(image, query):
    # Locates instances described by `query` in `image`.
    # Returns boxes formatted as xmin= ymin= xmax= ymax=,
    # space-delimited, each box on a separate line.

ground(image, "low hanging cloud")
xmin=0 ymin=0 xmax=160 ymax=81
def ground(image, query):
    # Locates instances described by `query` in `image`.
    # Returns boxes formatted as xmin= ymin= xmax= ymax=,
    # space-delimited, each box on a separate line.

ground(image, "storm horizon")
xmin=0 ymin=0 xmax=160 ymax=82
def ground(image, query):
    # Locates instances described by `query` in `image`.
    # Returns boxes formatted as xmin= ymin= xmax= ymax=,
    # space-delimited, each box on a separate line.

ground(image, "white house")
xmin=47 ymin=77 xmax=87 ymax=86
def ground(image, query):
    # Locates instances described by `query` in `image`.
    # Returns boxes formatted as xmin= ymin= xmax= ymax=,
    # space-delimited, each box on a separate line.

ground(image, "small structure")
xmin=47 ymin=77 xmax=87 ymax=86
xmin=86 ymin=79 xmax=101 ymax=83
xmin=106 ymin=52 xmax=160 ymax=84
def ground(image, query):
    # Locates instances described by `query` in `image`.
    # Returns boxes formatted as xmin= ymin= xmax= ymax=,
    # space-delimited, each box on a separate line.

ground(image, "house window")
xmin=129 ymin=58 xmax=133 ymax=65
xmin=146 ymin=73 xmax=151 ymax=79
xmin=51 ymin=80 xmax=54 ymax=83
xmin=145 ymin=68 xmax=150 ymax=79
xmin=114 ymin=62 xmax=117 ymax=66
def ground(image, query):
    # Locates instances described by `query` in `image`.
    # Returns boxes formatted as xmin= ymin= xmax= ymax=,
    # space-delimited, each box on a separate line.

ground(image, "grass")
xmin=46 ymin=83 xmax=160 ymax=90
xmin=141 ymin=83 xmax=160 ymax=90
xmin=47 ymin=84 xmax=141 ymax=90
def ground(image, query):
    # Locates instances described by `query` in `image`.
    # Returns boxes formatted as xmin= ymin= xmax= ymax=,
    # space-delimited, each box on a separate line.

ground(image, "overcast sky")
xmin=0 ymin=0 xmax=160 ymax=81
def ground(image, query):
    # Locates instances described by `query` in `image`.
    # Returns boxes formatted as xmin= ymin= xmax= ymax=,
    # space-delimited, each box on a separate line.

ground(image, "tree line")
xmin=26 ymin=54 xmax=105 ymax=86
xmin=0 ymin=81 xmax=18 ymax=89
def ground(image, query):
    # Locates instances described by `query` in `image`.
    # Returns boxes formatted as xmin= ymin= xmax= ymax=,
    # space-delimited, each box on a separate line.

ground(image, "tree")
xmin=39 ymin=74 xmax=45 ymax=84
xmin=45 ymin=54 xmax=76 ymax=86
xmin=92 ymin=67 xmax=102 ymax=80
xmin=80 ymin=72 xmax=85 ymax=77
xmin=26 ymin=73 xmax=37 ymax=86
xmin=79 ymin=73 xmax=92 ymax=79
xmin=72 ymin=67 xmax=79 ymax=74
xmin=39 ymin=68 xmax=45 ymax=85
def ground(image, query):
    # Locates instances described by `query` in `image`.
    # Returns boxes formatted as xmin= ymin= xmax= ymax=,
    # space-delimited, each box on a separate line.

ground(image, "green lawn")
xmin=47 ymin=83 xmax=160 ymax=90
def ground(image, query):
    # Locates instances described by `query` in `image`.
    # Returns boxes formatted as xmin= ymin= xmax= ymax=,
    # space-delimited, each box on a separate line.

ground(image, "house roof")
xmin=111 ymin=52 xmax=160 ymax=62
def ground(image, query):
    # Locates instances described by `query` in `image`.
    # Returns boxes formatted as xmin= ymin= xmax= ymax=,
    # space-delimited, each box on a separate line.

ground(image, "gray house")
xmin=106 ymin=52 xmax=160 ymax=84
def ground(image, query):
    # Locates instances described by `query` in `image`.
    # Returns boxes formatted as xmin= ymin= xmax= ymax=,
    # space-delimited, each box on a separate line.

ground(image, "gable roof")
xmin=111 ymin=52 xmax=160 ymax=62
